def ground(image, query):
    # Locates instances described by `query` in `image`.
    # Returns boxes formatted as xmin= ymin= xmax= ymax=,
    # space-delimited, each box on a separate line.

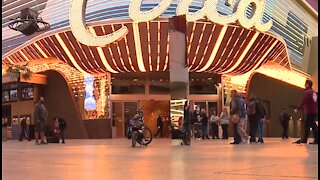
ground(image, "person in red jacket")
xmin=294 ymin=80 xmax=318 ymax=144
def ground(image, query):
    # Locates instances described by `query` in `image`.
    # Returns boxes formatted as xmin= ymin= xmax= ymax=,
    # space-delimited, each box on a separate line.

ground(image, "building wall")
xmin=309 ymin=36 xmax=318 ymax=92
xmin=41 ymin=70 xmax=88 ymax=139
xmin=248 ymin=73 xmax=305 ymax=137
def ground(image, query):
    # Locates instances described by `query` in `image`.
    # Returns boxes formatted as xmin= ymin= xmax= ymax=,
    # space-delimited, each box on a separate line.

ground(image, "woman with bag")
xmin=209 ymin=110 xmax=219 ymax=139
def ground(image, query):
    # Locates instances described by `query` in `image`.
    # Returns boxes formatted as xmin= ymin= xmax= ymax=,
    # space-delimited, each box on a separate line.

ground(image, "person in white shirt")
xmin=220 ymin=107 xmax=230 ymax=139
xmin=209 ymin=110 xmax=220 ymax=139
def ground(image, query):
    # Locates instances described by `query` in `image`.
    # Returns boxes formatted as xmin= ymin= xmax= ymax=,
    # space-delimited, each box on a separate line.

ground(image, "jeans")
xmin=221 ymin=124 xmax=228 ymax=139
xmin=248 ymin=115 xmax=258 ymax=142
xmin=257 ymin=119 xmax=264 ymax=140
xmin=243 ymin=116 xmax=248 ymax=132
xmin=233 ymin=122 xmax=241 ymax=143
xmin=281 ymin=121 xmax=289 ymax=138
xmin=211 ymin=123 xmax=219 ymax=138
xmin=238 ymin=118 xmax=249 ymax=142
xmin=302 ymin=114 xmax=318 ymax=143
xmin=202 ymin=125 xmax=208 ymax=138
xmin=60 ymin=128 xmax=65 ymax=142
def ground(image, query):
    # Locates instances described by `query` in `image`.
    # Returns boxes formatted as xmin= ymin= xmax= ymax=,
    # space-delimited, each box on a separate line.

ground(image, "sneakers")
xmin=309 ymin=142 xmax=318 ymax=145
xmin=293 ymin=139 xmax=307 ymax=144
xmin=230 ymin=142 xmax=240 ymax=144
xmin=40 ymin=140 xmax=48 ymax=145
xmin=35 ymin=140 xmax=40 ymax=145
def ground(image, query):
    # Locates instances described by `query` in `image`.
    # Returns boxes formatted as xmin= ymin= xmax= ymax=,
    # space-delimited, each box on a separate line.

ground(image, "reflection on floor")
xmin=2 ymin=138 xmax=318 ymax=180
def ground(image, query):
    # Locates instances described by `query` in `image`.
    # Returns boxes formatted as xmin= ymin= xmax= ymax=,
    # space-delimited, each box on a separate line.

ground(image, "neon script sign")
xmin=70 ymin=0 xmax=272 ymax=47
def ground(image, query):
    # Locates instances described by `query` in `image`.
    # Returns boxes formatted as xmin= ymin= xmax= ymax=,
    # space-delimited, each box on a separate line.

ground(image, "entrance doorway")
xmin=192 ymin=101 xmax=218 ymax=116
xmin=112 ymin=101 xmax=138 ymax=138
xmin=111 ymin=101 xmax=170 ymax=138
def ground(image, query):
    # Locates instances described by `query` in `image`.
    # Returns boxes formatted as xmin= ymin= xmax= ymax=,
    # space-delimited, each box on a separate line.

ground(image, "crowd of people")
xmin=180 ymin=90 xmax=268 ymax=145
xmin=181 ymin=79 xmax=318 ymax=145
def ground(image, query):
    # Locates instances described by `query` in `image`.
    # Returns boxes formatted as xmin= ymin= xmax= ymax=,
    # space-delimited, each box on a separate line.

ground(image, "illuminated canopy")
xmin=2 ymin=18 xmax=290 ymax=75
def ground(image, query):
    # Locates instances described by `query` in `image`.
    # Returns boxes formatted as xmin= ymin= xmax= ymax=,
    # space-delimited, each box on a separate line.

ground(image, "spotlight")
xmin=8 ymin=8 xmax=50 ymax=36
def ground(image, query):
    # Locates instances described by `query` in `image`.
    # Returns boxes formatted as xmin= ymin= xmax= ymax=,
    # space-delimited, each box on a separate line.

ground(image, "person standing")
xmin=279 ymin=108 xmax=290 ymax=139
xmin=19 ymin=117 xmax=29 ymax=141
xmin=220 ymin=107 xmax=229 ymax=139
xmin=192 ymin=106 xmax=201 ymax=139
xmin=256 ymin=98 xmax=268 ymax=143
xmin=230 ymin=90 xmax=241 ymax=144
xmin=201 ymin=108 xmax=209 ymax=139
xmin=34 ymin=97 xmax=48 ymax=145
xmin=181 ymin=101 xmax=191 ymax=145
xmin=58 ymin=117 xmax=67 ymax=143
xmin=238 ymin=92 xmax=249 ymax=143
xmin=155 ymin=115 xmax=163 ymax=138
xmin=247 ymin=93 xmax=259 ymax=143
xmin=294 ymin=80 xmax=318 ymax=144
xmin=209 ymin=110 xmax=219 ymax=139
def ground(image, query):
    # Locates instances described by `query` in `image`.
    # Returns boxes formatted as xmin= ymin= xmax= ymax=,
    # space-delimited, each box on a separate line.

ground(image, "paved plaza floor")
xmin=2 ymin=138 xmax=318 ymax=180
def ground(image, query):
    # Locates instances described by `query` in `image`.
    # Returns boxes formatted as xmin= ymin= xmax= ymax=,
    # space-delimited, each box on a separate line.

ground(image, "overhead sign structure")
xmin=70 ymin=0 xmax=272 ymax=47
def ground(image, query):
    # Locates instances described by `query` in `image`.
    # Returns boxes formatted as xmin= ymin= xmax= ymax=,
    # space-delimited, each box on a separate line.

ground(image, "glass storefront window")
xmin=9 ymin=89 xmax=18 ymax=102
xmin=21 ymin=87 xmax=34 ymax=100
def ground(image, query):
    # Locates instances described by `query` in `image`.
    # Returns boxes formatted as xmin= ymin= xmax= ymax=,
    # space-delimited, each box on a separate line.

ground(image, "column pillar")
xmin=168 ymin=15 xmax=188 ymax=141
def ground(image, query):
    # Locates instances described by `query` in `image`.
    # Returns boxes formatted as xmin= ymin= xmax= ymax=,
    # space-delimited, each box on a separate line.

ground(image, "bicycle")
xmin=128 ymin=110 xmax=153 ymax=147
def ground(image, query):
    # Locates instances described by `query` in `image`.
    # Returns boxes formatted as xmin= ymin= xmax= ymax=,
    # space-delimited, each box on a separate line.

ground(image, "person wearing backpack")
xmin=294 ymin=80 xmax=318 ymax=144
xmin=247 ymin=93 xmax=259 ymax=143
xmin=238 ymin=92 xmax=249 ymax=143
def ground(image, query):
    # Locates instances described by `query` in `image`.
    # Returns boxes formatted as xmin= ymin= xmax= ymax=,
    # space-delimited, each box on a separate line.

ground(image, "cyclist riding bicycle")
xmin=130 ymin=110 xmax=148 ymax=146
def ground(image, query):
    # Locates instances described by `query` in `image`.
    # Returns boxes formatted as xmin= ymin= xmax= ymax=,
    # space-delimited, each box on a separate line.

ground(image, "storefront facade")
xmin=2 ymin=0 xmax=317 ymax=138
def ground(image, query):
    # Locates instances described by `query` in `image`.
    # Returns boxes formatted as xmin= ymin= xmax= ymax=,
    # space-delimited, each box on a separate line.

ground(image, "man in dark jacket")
xmin=58 ymin=117 xmax=67 ymax=143
xmin=256 ymin=98 xmax=268 ymax=143
xmin=230 ymin=90 xmax=241 ymax=144
xmin=247 ymin=93 xmax=259 ymax=143
xmin=200 ymin=108 xmax=209 ymax=139
xmin=294 ymin=80 xmax=318 ymax=144
xmin=279 ymin=108 xmax=290 ymax=139
xmin=155 ymin=115 xmax=163 ymax=138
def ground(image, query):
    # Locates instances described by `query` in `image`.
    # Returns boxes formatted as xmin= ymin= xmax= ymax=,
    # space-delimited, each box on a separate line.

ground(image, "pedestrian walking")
xmin=230 ymin=90 xmax=241 ymax=144
xmin=247 ymin=93 xmax=259 ymax=143
xmin=294 ymin=80 xmax=318 ymax=144
xmin=155 ymin=115 xmax=163 ymax=138
xmin=256 ymin=98 xmax=268 ymax=143
xmin=279 ymin=108 xmax=290 ymax=139
xmin=238 ymin=92 xmax=249 ymax=143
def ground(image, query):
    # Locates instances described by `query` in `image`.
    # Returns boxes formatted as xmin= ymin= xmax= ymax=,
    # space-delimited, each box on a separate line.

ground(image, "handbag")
xmin=231 ymin=114 xmax=240 ymax=123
